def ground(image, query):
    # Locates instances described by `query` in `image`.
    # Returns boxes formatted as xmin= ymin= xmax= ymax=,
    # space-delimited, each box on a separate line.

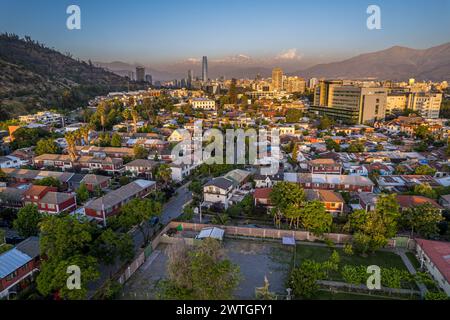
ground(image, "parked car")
xmin=6 ymin=235 xmax=26 ymax=245
xmin=149 ymin=216 xmax=160 ymax=227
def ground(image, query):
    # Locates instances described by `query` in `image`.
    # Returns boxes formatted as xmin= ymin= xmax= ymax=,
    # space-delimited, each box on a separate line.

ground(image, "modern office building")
xmin=136 ymin=66 xmax=145 ymax=82
xmin=311 ymin=81 xmax=387 ymax=124
xmin=272 ymin=67 xmax=283 ymax=92
xmin=202 ymin=56 xmax=208 ymax=82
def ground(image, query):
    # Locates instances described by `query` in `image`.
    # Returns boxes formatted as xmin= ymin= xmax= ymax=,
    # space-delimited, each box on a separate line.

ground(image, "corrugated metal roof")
xmin=0 ymin=248 xmax=32 ymax=278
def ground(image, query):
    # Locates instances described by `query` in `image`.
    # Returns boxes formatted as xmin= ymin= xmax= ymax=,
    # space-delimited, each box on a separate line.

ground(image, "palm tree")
xmin=131 ymin=107 xmax=139 ymax=133
xmin=97 ymin=102 xmax=107 ymax=131
xmin=156 ymin=164 xmax=172 ymax=186
xmin=65 ymin=131 xmax=78 ymax=162
xmin=79 ymin=125 xmax=92 ymax=146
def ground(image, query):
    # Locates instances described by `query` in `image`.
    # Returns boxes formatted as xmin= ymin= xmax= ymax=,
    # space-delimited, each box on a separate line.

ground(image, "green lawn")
xmin=315 ymin=290 xmax=408 ymax=300
xmin=292 ymin=244 xmax=408 ymax=282
xmin=405 ymin=251 xmax=421 ymax=270
xmin=295 ymin=244 xmax=406 ymax=270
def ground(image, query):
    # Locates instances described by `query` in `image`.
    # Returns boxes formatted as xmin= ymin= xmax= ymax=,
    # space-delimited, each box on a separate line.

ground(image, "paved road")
xmin=130 ymin=182 xmax=192 ymax=249
xmin=89 ymin=182 xmax=192 ymax=298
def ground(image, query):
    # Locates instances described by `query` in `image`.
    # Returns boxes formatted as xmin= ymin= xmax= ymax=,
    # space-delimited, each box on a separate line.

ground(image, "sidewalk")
xmin=396 ymin=248 xmax=428 ymax=297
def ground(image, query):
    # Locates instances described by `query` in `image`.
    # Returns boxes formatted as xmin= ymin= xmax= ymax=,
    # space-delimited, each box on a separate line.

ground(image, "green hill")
xmin=0 ymin=33 xmax=139 ymax=120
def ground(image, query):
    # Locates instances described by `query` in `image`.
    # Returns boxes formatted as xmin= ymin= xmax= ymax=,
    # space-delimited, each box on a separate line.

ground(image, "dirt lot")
xmin=119 ymin=239 xmax=293 ymax=300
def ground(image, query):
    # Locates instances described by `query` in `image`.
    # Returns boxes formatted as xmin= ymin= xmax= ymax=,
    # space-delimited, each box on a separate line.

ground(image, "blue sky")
xmin=1 ymin=0 xmax=449 ymax=66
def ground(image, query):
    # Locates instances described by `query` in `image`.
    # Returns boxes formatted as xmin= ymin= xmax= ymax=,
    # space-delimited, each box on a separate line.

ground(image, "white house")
xmin=203 ymin=177 xmax=235 ymax=209
xmin=0 ymin=155 xmax=22 ymax=169
xmin=415 ymin=239 xmax=450 ymax=296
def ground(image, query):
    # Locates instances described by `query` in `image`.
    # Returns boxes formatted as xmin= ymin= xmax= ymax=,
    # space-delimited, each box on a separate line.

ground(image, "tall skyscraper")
xmin=145 ymin=74 xmax=152 ymax=85
xmin=202 ymin=56 xmax=208 ymax=82
xmin=187 ymin=69 xmax=193 ymax=88
xmin=272 ymin=67 xmax=283 ymax=92
xmin=136 ymin=66 xmax=145 ymax=82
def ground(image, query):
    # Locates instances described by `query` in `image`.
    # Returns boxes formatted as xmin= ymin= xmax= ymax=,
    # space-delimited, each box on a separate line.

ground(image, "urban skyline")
xmin=1 ymin=0 xmax=450 ymax=69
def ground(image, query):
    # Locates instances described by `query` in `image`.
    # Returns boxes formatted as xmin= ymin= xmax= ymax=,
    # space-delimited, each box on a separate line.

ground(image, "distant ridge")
xmin=294 ymin=42 xmax=450 ymax=81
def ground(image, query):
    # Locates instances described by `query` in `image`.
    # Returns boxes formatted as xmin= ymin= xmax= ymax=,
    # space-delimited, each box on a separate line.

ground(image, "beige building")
xmin=272 ymin=68 xmax=283 ymax=92
xmin=284 ymin=76 xmax=306 ymax=93
xmin=386 ymin=93 xmax=409 ymax=114
xmin=408 ymin=92 xmax=442 ymax=119
xmin=311 ymin=81 xmax=387 ymax=124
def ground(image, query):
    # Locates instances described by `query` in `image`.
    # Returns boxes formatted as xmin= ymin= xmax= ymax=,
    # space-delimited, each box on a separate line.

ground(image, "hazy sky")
xmin=1 ymin=0 xmax=450 ymax=68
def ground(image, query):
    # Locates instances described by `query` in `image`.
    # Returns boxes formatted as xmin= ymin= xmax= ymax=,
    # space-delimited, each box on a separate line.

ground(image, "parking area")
xmin=119 ymin=239 xmax=293 ymax=300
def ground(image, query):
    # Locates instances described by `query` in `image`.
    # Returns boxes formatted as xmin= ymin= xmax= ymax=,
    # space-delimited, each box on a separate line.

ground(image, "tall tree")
xmin=13 ymin=204 xmax=42 ymax=238
xmin=300 ymin=200 xmax=333 ymax=236
xmin=35 ymin=138 xmax=60 ymax=155
xmin=118 ymin=198 xmax=162 ymax=245
xmin=91 ymin=229 xmax=134 ymax=265
xmin=401 ymin=203 xmax=444 ymax=238
xmin=159 ymin=239 xmax=240 ymax=300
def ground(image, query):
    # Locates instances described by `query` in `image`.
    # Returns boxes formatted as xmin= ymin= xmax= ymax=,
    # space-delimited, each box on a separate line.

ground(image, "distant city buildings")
xmin=272 ymin=67 xmax=283 ymax=92
xmin=145 ymin=74 xmax=153 ymax=85
xmin=202 ymin=56 xmax=208 ymax=82
xmin=284 ymin=76 xmax=306 ymax=93
xmin=136 ymin=66 xmax=145 ymax=82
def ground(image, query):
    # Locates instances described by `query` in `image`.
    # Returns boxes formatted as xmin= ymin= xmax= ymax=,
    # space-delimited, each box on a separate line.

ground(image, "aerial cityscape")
xmin=0 ymin=0 xmax=450 ymax=310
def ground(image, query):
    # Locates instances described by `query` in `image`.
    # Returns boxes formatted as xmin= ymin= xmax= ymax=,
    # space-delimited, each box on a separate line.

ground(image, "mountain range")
xmin=295 ymin=42 xmax=450 ymax=81
xmin=97 ymin=43 xmax=450 ymax=82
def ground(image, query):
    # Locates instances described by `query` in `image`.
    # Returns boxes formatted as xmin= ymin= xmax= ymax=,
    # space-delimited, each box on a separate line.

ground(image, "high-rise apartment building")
xmin=309 ymin=78 xmax=319 ymax=89
xmin=136 ymin=66 xmax=145 ymax=82
xmin=202 ymin=56 xmax=208 ymax=82
xmin=386 ymin=91 xmax=442 ymax=118
xmin=408 ymin=92 xmax=442 ymax=119
xmin=284 ymin=76 xmax=306 ymax=93
xmin=272 ymin=68 xmax=283 ymax=92
xmin=145 ymin=74 xmax=153 ymax=85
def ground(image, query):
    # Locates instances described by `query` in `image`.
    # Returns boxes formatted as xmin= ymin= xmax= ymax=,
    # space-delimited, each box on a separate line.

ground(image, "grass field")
xmin=294 ymin=244 xmax=407 ymax=274
xmin=315 ymin=290 xmax=408 ymax=300
xmin=405 ymin=251 xmax=421 ymax=270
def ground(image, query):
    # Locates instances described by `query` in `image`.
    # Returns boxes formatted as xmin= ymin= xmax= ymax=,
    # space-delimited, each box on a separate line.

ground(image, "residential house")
xmin=254 ymin=188 xmax=273 ymax=207
xmin=84 ymin=180 xmax=156 ymax=221
xmin=284 ymin=173 xmax=374 ymax=192
xmin=125 ymin=159 xmax=157 ymax=178
xmin=203 ymin=177 xmax=235 ymax=209
xmin=0 ymin=155 xmax=22 ymax=169
xmin=253 ymin=173 xmax=284 ymax=188
xmin=415 ymin=239 xmax=450 ymax=296
xmin=304 ymin=189 xmax=345 ymax=215
xmin=308 ymin=159 xmax=342 ymax=174
xmin=0 ymin=237 xmax=40 ymax=299
xmin=396 ymin=195 xmax=443 ymax=211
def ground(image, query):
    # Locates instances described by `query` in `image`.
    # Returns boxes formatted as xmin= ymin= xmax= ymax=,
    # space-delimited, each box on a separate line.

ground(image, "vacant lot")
xmin=119 ymin=239 xmax=292 ymax=299
xmin=119 ymin=239 xmax=411 ymax=300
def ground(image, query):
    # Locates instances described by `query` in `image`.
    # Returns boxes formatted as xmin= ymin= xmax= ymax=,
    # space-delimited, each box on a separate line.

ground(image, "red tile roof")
xmin=396 ymin=195 xmax=443 ymax=210
xmin=254 ymin=188 xmax=272 ymax=200
xmin=416 ymin=239 xmax=450 ymax=284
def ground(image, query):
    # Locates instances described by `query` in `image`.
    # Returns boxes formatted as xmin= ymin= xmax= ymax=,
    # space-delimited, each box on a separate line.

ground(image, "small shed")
xmin=195 ymin=227 xmax=225 ymax=241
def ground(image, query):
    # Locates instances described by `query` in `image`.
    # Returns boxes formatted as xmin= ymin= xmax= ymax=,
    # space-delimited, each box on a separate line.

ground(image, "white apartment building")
xmin=191 ymin=98 xmax=216 ymax=110
xmin=19 ymin=111 xmax=63 ymax=125
xmin=409 ymin=92 xmax=442 ymax=119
